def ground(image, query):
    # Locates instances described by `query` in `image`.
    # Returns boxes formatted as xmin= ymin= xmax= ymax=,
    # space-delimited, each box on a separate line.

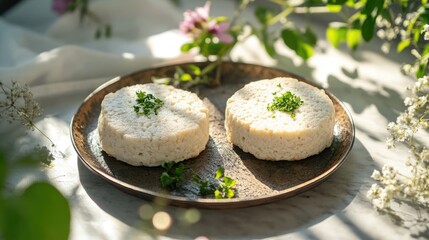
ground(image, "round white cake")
xmin=98 ymin=83 xmax=209 ymax=166
xmin=225 ymin=77 xmax=335 ymax=161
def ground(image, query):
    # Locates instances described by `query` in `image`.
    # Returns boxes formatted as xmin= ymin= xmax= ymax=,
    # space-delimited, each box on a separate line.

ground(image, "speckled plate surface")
xmin=71 ymin=62 xmax=355 ymax=208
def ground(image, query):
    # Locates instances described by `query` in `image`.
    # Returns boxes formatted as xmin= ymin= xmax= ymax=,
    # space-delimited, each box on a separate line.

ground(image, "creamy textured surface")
xmin=98 ymin=83 xmax=209 ymax=166
xmin=225 ymin=77 xmax=335 ymax=160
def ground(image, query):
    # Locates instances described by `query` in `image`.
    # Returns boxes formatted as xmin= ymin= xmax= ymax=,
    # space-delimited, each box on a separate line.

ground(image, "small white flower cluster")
xmin=367 ymin=76 xmax=429 ymax=210
xmin=422 ymin=24 xmax=429 ymax=41
xmin=0 ymin=80 xmax=42 ymax=130
xmin=376 ymin=13 xmax=417 ymax=53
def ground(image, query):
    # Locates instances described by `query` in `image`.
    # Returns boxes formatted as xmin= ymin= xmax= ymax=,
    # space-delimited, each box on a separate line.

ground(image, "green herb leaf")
xmin=362 ymin=15 xmax=375 ymax=41
xmin=193 ymin=175 xmax=216 ymax=196
xmin=215 ymin=167 xmax=224 ymax=179
xmin=222 ymin=176 xmax=237 ymax=187
xmin=363 ymin=0 xmax=377 ymax=15
xmin=133 ymin=91 xmax=164 ymax=116
xmin=281 ymin=28 xmax=314 ymax=59
xmin=160 ymin=162 xmax=188 ymax=190
xmin=188 ymin=65 xmax=201 ymax=76
xmin=1 ymin=182 xmax=70 ymax=240
xmin=214 ymin=190 xmax=222 ymax=199
xmin=346 ymin=28 xmax=362 ymax=50
xmin=303 ymin=27 xmax=317 ymax=46
xmin=416 ymin=63 xmax=427 ymax=78
xmin=326 ymin=22 xmax=348 ymax=48
xmin=180 ymin=73 xmax=192 ymax=82
xmin=326 ymin=4 xmax=342 ymax=12
xmin=397 ymin=39 xmax=411 ymax=52
xmin=226 ymin=188 xmax=235 ymax=199
xmin=193 ymin=166 xmax=237 ymax=199
xmin=181 ymin=42 xmax=196 ymax=52
xmin=267 ymin=91 xmax=304 ymax=119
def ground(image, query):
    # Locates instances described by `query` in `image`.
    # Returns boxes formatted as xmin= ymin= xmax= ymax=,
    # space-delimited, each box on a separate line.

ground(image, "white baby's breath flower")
xmin=404 ymin=97 xmax=412 ymax=106
xmin=367 ymin=184 xmax=381 ymax=199
xmin=422 ymin=24 xmax=429 ymax=32
xmin=371 ymin=170 xmax=382 ymax=180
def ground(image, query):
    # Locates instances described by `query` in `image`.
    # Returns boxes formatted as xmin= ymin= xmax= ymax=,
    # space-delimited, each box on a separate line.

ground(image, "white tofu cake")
xmin=225 ymin=77 xmax=335 ymax=161
xmin=98 ymin=83 xmax=209 ymax=166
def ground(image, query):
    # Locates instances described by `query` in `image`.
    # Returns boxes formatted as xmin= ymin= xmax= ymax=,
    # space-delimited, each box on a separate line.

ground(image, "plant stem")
xmin=16 ymin=109 xmax=55 ymax=147
xmin=268 ymin=7 xmax=294 ymax=26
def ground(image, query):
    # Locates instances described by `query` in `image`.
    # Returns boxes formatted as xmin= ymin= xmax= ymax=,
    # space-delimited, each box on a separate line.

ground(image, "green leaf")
xmin=2 ymin=182 xmax=70 ymax=240
xmin=363 ymin=0 xmax=384 ymax=16
xmin=215 ymin=167 xmax=224 ymax=179
xmin=346 ymin=0 xmax=357 ymax=7
xmin=188 ymin=65 xmax=201 ymax=76
xmin=420 ymin=13 xmax=429 ymax=23
xmin=226 ymin=188 xmax=235 ymax=199
xmin=295 ymin=43 xmax=314 ymax=59
xmin=303 ymin=27 xmax=317 ymax=46
xmin=180 ymin=73 xmax=192 ymax=82
xmin=413 ymin=29 xmax=421 ymax=43
xmin=327 ymin=5 xmax=342 ymax=12
xmin=160 ymin=172 xmax=174 ymax=188
xmin=421 ymin=44 xmax=429 ymax=56
xmin=214 ymin=190 xmax=222 ymax=199
xmin=346 ymin=28 xmax=362 ymax=50
xmin=281 ymin=28 xmax=298 ymax=50
xmin=281 ymin=28 xmax=314 ymax=59
xmin=402 ymin=0 xmax=409 ymax=11
xmin=363 ymin=0 xmax=377 ymax=15
xmin=255 ymin=6 xmax=274 ymax=25
xmin=223 ymin=177 xmax=237 ymax=187
xmin=375 ymin=0 xmax=385 ymax=16
xmin=362 ymin=15 xmax=375 ymax=41
xmin=181 ymin=43 xmax=196 ymax=52
xmin=397 ymin=39 xmax=411 ymax=52
xmin=215 ymin=16 xmax=228 ymax=23
xmin=416 ymin=63 xmax=427 ymax=78
xmin=201 ymin=42 xmax=223 ymax=56
xmin=326 ymin=23 xmax=348 ymax=48
xmin=381 ymin=8 xmax=392 ymax=22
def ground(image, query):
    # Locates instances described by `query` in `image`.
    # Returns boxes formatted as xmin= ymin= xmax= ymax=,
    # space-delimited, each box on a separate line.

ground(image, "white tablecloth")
xmin=1 ymin=0 xmax=427 ymax=239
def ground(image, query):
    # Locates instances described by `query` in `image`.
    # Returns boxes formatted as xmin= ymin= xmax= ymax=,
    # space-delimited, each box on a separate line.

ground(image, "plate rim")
xmin=70 ymin=61 xmax=355 ymax=208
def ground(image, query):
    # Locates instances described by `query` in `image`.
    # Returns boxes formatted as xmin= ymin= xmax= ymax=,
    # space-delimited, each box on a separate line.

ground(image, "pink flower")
xmin=179 ymin=2 xmax=211 ymax=35
xmin=209 ymin=21 xmax=233 ymax=43
xmin=52 ymin=0 xmax=73 ymax=14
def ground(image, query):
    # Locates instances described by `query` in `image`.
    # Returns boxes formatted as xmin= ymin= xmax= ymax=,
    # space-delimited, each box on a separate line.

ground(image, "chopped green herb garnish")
xmin=193 ymin=175 xmax=217 ymax=196
xmin=160 ymin=162 xmax=188 ymax=190
xmin=267 ymin=91 xmax=303 ymax=119
xmin=277 ymin=83 xmax=282 ymax=88
xmin=133 ymin=91 xmax=164 ymax=116
xmin=193 ymin=166 xmax=237 ymax=199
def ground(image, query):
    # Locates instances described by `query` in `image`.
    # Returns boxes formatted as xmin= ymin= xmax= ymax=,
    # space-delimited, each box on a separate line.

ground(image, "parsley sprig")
xmin=193 ymin=167 xmax=237 ymax=199
xmin=267 ymin=91 xmax=303 ymax=119
xmin=160 ymin=162 xmax=188 ymax=189
xmin=133 ymin=91 xmax=164 ymax=116
xmin=159 ymin=163 xmax=238 ymax=199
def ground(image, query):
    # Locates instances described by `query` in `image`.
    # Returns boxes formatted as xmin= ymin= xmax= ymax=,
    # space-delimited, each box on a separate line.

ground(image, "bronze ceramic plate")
xmin=71 ymin=62 xmax=355 ymax=208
